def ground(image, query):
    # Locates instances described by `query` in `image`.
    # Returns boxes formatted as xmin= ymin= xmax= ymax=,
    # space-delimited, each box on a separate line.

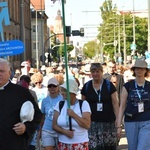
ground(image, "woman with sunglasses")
xmin=41 ymin=77 xmax=63 ymax=150
xmin=31 ymin=72 xmax=48 ymax=109
xmin=29 ymin=72 xmax=48 ymax=150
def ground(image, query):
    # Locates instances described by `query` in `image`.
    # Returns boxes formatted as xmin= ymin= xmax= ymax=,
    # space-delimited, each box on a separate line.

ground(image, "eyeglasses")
xmin=35 ymin=82 xmax=42 ymax=85
xmin=135 ymin=67 xmax=146 ymax=70
xmin=48 ymin=84 xmax=57 ymax=88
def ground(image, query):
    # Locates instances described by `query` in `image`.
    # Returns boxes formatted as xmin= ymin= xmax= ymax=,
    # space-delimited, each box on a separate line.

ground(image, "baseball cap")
xmin=47 ymin=77 xmax=59 ymax=86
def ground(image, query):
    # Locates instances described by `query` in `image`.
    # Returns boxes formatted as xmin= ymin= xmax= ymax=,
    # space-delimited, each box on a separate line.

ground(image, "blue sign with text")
xmin=0 ymin=40 xmax=24 ymax=56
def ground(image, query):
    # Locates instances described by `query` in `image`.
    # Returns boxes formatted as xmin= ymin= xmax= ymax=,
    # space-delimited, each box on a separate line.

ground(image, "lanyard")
xmin=94 ymin=79 xmax=103 ymax=102
xmin=134 ymin=80 xmax=145 ymax=102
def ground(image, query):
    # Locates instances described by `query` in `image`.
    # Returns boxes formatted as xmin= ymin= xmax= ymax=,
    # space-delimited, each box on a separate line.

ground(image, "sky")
xmin=45 ymin=0 xmax=148 ymax=45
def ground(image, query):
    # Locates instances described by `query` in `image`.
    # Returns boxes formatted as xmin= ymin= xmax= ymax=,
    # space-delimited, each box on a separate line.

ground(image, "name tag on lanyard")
xmin=135 ymin=80 xmax=145 ymax=113
xmin=97 ymin=103 xmax=103 ymax=111
xmin=138 ymin=102 xmax=144 ymax=113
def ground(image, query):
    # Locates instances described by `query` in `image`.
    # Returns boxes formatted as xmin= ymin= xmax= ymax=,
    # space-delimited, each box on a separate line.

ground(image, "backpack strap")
xmin=59 ymin=100 xmax=83 ymax=113
xmin=78 ymin=100 xmax=83 ymax=114
xmin=105 ymin=79 xmax=111 ymax=93
xmin=59 ymin=100 xmax=65 ymax=112
xmin=85 ymin=80 xmax=92 ymax=93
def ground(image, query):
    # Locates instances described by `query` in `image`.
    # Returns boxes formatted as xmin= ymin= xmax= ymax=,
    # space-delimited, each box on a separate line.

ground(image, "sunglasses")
xmin=35 ymin=82 xmax=42 ymax=85
xmin=48 ymin=84 xmax=57 ymax=88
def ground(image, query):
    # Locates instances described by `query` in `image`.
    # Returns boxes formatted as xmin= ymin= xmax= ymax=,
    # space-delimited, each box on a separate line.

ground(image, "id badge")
xmin=138 ymin=102 xmax=144 ymax=113
xmin=97 ymin=103 xmax=103 ymax=111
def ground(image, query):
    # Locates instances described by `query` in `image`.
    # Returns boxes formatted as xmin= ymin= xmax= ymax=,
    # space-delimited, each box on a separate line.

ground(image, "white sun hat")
xmin=20 ymin=101 xmax=35 ymax=123
xmin=60 ymin=79 xmax=78 ymax=94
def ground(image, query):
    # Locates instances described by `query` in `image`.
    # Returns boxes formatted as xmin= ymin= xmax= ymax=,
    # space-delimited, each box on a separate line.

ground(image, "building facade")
xmin=2 ymin=0 xmax=32 ymax=68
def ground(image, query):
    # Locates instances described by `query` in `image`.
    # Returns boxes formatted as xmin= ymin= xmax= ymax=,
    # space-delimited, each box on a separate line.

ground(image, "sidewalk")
xmin=117 ymin=129 xmax=128 ymax=150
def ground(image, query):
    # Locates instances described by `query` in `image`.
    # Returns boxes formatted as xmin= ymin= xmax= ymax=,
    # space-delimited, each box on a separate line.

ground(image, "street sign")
xmin=0 ymin=40 xmax=24 ymax=56
xmin=130 ymin=43 xmax=136 ymax=50
xmin=40 ymin=55 xmax=46 ymax=62
xmin=145 ymin=58 xmax=150 ymax=69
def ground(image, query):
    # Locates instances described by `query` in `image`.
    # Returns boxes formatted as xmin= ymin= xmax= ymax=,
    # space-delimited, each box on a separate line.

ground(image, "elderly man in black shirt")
xmin=0 ymin=58 xmax=42 ymax=150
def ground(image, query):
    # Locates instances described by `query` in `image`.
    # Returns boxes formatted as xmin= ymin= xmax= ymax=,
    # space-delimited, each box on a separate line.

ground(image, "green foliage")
xmin=98 ymin=1 xmax=148 ymax=58
xmin=83 ymin=41 xmax=98 ymax=59
xmin=82 ymin=0 xmax=148 ymax=60
xmin=58 ymin=44 xmax=74 ymax=57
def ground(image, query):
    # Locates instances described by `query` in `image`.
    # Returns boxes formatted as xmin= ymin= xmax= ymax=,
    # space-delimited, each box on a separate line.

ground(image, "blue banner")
xmin=0 ymin=40 xmax=24 ymax=56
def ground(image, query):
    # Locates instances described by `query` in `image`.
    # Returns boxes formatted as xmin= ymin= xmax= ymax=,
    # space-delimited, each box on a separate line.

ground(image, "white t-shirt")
xmin=54 ymin=100 xmax=91 ymax=144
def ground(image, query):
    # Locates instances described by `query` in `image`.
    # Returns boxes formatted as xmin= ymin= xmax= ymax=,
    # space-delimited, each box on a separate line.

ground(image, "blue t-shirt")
xmin=41 ymin=94 xmax=63 ymax=131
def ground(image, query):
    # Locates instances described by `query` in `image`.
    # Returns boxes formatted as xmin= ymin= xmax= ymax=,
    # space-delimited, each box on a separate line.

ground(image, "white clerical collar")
xmin=0 ymin=81 xmax=9 ymax=90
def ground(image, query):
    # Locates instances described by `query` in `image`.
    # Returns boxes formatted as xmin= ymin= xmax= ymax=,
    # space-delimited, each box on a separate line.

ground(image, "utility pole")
xmin=133 ymin=0 xmax=136 ymax=44
xmin=123 ymin=11 xmax=127 ymax=66
xmin=36 ymin=10 xmax=39 ymax=69
xmin=20 ymin=0 xmax=25 ymax=61
xmin=41 ymin=0 xmax=44 ymax=65
xmin=148 ymin=0 xmax=150 ymax=52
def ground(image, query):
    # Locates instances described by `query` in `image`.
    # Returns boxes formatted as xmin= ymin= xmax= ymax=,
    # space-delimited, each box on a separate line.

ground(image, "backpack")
xmin=85 ymin=79 xmax=111 ymax=93
xmin=59 ymin=100 xmax=83 ymax=113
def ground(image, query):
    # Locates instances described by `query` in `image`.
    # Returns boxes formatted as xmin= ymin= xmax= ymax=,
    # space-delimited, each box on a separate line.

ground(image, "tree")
xmin=83 ymin=41 xmax=98 ymax=59
xmin=97 ymin=0 xmax=148 ymax=60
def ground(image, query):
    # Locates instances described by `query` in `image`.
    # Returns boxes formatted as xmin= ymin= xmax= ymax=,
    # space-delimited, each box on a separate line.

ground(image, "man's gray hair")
xmin=0 ymin=58 xmax=11 ymax=71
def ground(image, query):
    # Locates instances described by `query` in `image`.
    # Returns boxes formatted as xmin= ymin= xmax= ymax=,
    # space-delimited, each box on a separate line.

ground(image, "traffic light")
xmin=48 ymin=53 xmax=52 ymax=62
xmin=66 ymin=26 xmax=71 ymax=37
xmin=80 ymin=28 xmax=84 ymax=36
xmin=72 ymin=30 xmax=80 ymax=36
xmin=71 ymin=28 xmax=84 ymax=36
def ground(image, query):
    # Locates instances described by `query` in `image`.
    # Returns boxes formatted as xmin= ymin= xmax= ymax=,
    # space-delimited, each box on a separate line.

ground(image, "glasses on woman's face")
xmin=135 ymin=67 xmax=145 ymax=70
xmin=48 ymin=84 xmax=57 ymax=88
xmin=35 ymin=82 xmax=42 ymax=85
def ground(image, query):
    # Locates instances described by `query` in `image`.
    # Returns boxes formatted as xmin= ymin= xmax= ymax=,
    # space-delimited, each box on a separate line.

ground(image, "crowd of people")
xmin=1 ymin=57 xmax=150 ymax=150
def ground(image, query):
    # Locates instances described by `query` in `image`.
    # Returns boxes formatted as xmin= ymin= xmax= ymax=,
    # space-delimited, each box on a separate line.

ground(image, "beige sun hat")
xmin=132 ymin=59 xmax=148 ymax=69
xmin=60 ymin=79 xmax=78 ymax=94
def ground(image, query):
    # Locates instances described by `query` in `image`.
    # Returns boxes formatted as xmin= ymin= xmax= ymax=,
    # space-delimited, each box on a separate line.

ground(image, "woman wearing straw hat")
xmin=52 ymin=79 xmax=91 ymax=150
xmin=117 ymin=59 xmax=150 ymax=150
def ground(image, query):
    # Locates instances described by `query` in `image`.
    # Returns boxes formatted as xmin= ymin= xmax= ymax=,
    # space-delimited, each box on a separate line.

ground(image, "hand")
xmin=117 ymin=127 xmax=122 ymax=139
xmin=64 ymin=129 xmax=74 ymax=138
xmin=13 ymin=122 xmax=26 ymax=135
xmin=67 ymin=108 xmax=76 ymax=118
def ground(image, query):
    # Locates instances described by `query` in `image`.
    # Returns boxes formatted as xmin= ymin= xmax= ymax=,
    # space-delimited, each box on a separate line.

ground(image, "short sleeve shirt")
xmin=81 ymin=79 xmax=117 ymax=122
xmin=124 ymin=80 xmax=150 ymax=122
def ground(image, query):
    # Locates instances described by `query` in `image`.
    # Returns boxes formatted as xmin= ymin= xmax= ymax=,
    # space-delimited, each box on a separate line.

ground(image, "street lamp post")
xmin=123 ymin=11 xmax=127 ymax=66
xmin=101 ymin=42 xmax=114 ymax=62
xmin=36 ymin=10 xmax=39 ymax=69
xmin=20 ymin=0 xmax=25 ymax=62
xmin=148 ymin=0 xmax=150 ymax=52
xmin=133 ymin=0 xmax=136 ymax=44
